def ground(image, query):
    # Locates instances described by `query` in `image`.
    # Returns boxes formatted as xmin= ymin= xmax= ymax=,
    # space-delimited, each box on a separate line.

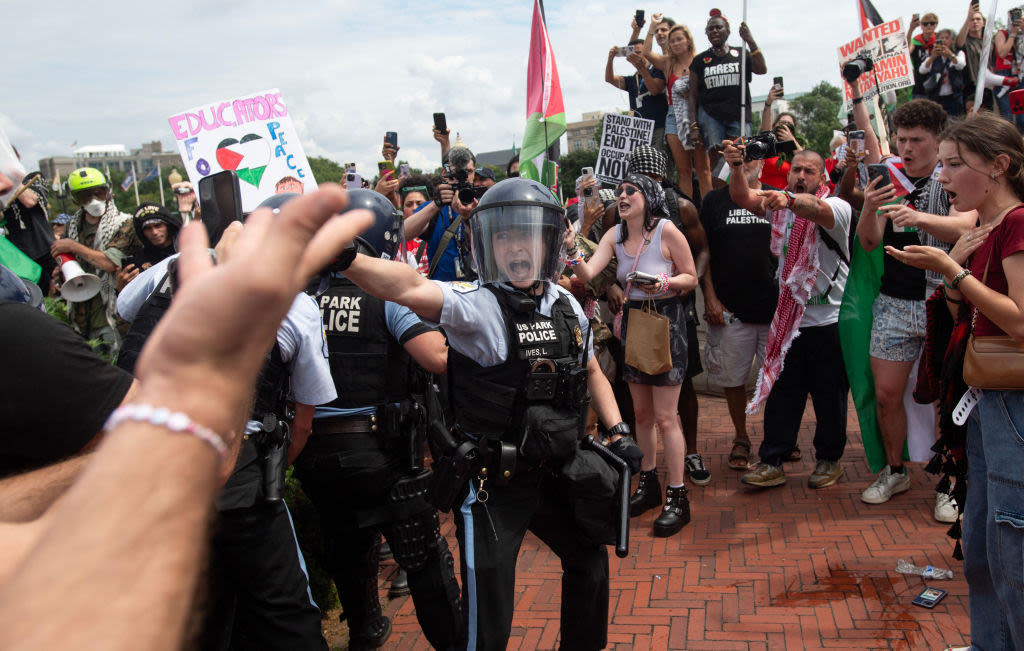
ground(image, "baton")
xmin=581 ymin=435 xmax=631 ymax=558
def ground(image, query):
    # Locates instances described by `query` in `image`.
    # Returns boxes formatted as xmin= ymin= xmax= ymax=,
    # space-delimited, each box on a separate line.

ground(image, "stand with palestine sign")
xmin=595 ymin=113 xmax=655 ymax=185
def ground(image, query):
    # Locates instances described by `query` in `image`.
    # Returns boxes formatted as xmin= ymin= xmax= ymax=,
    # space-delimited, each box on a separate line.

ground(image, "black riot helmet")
xmin=343 ymin=189 xmax=405 ymax=260
xmin=255 ymin=192 xmax=300 ymax=215
xmin=468 ymin=177 xmax=566 ymax=287
xmin=0 ymin=263 xmax=42 ymax=307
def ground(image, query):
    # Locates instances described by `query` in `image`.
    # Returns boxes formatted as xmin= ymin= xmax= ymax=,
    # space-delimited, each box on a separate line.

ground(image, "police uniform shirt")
xmin=117 ymin=255 xmax=337 ymax=435
xmin=314 ymin=300 xmax=434 ymax=419
xmin=432 ymin=280 xmax=593 ymax=368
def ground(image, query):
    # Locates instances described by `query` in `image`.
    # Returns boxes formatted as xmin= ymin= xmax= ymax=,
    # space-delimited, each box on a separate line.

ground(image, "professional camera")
xmin=740 ymin=132 xmax=782 ymax=161
xmin=443 ymin=163 xmax=478 ymax=205
xmin=842 ymin=55 xmax=874 ymax=83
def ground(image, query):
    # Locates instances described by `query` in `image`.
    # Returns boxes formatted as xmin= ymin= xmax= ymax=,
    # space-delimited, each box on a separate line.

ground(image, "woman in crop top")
xmin=645 ymin=19 xmax=711 ymax=199
xmin=570 ymin=173 xmax=697 ymax=538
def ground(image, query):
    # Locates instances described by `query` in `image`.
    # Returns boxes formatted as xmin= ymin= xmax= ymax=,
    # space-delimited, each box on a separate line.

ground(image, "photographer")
xmin=724 ymin=138 xmax=853 ymax=491
xmin=758 ymin=84 xmax=805 ymax=190
xmin=403 ymin=145 xmax=481 ymax=281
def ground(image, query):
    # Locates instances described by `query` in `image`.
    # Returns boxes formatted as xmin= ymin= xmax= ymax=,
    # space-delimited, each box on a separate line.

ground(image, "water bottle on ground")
xmin=895 ymin=558 xmax=954 ymax=580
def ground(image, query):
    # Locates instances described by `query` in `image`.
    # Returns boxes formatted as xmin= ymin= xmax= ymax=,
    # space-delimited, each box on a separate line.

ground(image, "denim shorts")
xmin=664 ymin=110 xmax=677 ymax=139
xmin=869 ymin=293 xmax=926 ymax=362
xmin=697 ymin=106 xmax=751 ymax=150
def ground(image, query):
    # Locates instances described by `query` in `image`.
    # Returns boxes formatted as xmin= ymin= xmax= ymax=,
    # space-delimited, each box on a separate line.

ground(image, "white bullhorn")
xmin=56 ymin=253 xmax=101 ymax=302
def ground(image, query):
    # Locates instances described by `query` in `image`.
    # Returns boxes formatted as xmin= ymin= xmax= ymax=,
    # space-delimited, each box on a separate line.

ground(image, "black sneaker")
xmin=685 ymin=453 xmax=711 ymax=486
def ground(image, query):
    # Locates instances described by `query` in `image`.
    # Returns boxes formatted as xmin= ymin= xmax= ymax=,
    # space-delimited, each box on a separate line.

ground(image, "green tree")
xmin=790 ymin=81 xmax=844 ymax=155
xmin=308 ymin=156 xmax=347 ymax=185
xmin=557 ymin=148 xmax=598 ymax=200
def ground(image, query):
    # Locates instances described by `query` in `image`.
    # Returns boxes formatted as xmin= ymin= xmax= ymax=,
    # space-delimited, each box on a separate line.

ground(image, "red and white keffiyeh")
xmin=746 ymin=183 xmax=832 ymax=414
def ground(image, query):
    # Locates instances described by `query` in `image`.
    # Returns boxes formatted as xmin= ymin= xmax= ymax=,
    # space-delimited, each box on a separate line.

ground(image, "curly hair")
xmin=940 ymin=112 xmax=1024 ymax=200
xmin=891 ymin=98 xmax=949 ymax=136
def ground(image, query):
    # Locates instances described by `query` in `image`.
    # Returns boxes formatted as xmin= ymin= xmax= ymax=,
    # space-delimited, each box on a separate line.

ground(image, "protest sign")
xmin=837 ymin=18 xmax=913 ymax=112
xmin=595 ymin=113 xmax=654 ymax=184
xmin=0 ymin=126 xmax=27 ymax=207
xmin=167 ymin=89 xmax=317 ymax=211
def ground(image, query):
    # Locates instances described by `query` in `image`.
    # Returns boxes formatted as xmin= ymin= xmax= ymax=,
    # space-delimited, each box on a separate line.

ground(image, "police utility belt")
xmin=427 ymin=356 xmax=589 ymax=512
xmin=314 ymin=401 xmax=414 ymax=437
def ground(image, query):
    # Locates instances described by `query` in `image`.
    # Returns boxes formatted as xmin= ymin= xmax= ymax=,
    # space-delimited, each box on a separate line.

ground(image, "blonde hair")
xmin=666 ymin=24 xmax=696 ymax=70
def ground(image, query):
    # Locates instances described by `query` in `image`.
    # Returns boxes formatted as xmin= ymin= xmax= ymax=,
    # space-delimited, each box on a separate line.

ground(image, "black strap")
xmin=427 ymin=212 xmax=464 ymax=279
xmin=816 ymin=225 xmax=849 ymax=268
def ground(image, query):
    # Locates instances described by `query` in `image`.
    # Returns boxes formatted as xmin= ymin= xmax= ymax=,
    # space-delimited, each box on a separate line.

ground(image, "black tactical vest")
xmin=310 ymin=274 xmax=410 ymax=409
xmin=117 ymin=266 xmax=288 ymax=420
xmin=447 ymin=285 xmax=585 ymax=443
xmin=117 ymin=271 xmax=173 ymax=375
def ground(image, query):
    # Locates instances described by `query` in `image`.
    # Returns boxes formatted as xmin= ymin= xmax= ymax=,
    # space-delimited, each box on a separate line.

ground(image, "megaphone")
xmin=55 ymin=253 xmax=101 ymax=302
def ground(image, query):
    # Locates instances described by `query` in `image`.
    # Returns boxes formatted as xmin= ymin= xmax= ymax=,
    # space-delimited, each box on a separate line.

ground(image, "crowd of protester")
xmin=1 ymin=4 xmax=1024 ymax=650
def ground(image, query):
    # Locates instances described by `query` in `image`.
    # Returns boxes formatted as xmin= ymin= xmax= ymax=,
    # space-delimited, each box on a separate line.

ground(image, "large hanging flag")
xmin=120 ymin=167 xmax=135 ymax=191
xmin=519 ymin=0 xmax=565 ymax=191
xmin=142 ymin=166 xmax=160 ymax=182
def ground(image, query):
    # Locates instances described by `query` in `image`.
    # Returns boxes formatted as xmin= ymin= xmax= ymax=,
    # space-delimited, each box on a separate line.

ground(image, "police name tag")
xmin=516 ymin=317 xmax=559 ymax=359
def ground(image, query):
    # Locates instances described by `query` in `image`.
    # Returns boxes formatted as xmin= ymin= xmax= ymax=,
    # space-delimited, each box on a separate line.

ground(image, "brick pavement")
xmin=324 ymin=394 xmax=970 ymax=650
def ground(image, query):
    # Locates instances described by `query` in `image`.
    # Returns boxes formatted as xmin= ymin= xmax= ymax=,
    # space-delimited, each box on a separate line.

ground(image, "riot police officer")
xmin=293 ymin=189 xmax=462 ymax=650
xmin=116 ymin=199 xmax=336 ymax=651
xmin=339 ymin=178 xmax=642 ymax=650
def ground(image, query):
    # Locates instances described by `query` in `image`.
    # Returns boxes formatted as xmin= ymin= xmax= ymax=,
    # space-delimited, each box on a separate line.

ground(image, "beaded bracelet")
xmin=950 ymin=268 xmax=972 ymax=290
xmin=564 ymin=248 xmax=585 ymax=266
xmin=656 ymin=273 xmax=670 ymax=294
xmin=104 ymin=404 xmax=228 ymax=459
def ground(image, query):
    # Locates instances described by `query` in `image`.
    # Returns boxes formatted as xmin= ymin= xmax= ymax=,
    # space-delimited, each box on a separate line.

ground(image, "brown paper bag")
xmin=624 ymin=301 xmax=672 ymax=375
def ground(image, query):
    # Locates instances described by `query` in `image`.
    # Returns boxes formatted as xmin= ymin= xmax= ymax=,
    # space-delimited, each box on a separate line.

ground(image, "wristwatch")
xmin=608 ymin=422 xmax=632 ymax=438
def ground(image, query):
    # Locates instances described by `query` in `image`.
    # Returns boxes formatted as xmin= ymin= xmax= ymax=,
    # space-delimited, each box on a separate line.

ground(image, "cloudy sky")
xmin=2 ymin=0 xmax=992 ymax=180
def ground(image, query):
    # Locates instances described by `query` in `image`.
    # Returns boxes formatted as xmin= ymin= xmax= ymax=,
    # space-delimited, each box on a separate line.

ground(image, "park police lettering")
xmin=320 ymin=294 xmax=361 ymax=333
xmin=725 ymin=208 xmax=769 ymax=225
xmin=704 ymin=62 xmax=740 ymax=89
xmin=516 ymin=320 xmax=557 ymax=344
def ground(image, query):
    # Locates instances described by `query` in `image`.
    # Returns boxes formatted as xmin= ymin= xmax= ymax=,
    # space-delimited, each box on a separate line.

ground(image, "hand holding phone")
xmin=773 ymin=76 xmax=784 ymax=97
xmin=345 ymin=172 xmax=363 ymax=190
xmin=384 ymin=131 xmax=398 ymax=148
xmin=433 ymin=112 xmax=448 ymax=135
xmin=635 ymin=9 xmax=645 ymax=28
xmin=198 ymin=170 xmax=242 ymax=248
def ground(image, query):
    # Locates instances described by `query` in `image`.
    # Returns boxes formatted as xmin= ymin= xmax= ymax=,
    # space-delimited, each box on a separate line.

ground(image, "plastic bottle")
xmin=895 ymin=558 xmax=954 ymax=580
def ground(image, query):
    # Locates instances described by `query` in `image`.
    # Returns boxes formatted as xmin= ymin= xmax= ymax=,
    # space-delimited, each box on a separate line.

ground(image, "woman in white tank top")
xmin=568 ymin=173 xmax=698 ymax=538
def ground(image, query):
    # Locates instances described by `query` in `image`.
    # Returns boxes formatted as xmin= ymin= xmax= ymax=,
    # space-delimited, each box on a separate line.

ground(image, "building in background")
xmin=39 ymin=141 xmax=183 ymax=183
xmin=565 ymin=111 xmax=605 ymax=153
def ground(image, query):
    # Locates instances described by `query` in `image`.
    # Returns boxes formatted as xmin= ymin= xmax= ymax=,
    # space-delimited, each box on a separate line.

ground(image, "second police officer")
xmin=293 ymin=189 xmax=463 ymax=650
xmin=339 ymin=178 xmax=643 ymax=650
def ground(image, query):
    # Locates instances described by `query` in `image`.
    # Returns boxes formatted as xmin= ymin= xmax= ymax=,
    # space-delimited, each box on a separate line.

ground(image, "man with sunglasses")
xmin=909 ymin=13 xmax=941 ymax=99
xmin=51 ymin=167 xmax=139 ymax=357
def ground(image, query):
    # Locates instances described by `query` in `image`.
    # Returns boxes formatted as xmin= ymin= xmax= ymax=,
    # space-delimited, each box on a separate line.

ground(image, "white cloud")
xmin=5 ymin=0 xmax=978 ymax=180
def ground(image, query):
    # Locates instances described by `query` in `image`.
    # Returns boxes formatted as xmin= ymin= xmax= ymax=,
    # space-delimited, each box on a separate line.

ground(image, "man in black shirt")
xmin=698 ymin=158 xmax=778 ymax=470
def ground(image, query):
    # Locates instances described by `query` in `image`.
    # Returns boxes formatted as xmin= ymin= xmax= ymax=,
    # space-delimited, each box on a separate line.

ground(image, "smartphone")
xmin=399 ymin=163 xmax=411 ymax=178
xmin=912 ymin=587 xmax=947 ymax=608
xmin=378 ymin=160 xmax=396 ymax=177
xmin=912 ymin=13 xmax=920 ymax=22
xmin=773 ymin=76 xmax=784 ymax=97
xmin=198 ymin=170 xmax=242 ymax=248
xmin=433 ymin=112 xmax=448 ymax=134
xmin=635 ymin=9 xmax=645 ymax=27
xmin=848 ymin=130 xmax=866 ymax=156
xmin=615 ymin=46 xmax=632 ymax=57
xmin=345 ymin=172 xmax=363 ymax=190
xmin=384 ymin=131 xmax=398 ymax=148
xmin=581 ymin=167 xmax=595 ymax=197
xmin=867 ymin=163 xmax=891 ymax=187
xmin=627 ymin=271 xmax=660 ymax=285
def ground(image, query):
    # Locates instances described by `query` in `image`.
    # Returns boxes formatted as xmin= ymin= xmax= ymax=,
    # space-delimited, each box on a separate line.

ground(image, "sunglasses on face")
xmin=614 ymin=186 xmax=640 ymax=197
xmin=922 ymin=21 xmax=937 ymax=25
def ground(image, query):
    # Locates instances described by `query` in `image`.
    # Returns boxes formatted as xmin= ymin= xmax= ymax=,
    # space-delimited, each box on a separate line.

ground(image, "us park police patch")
xmin=449 ymin=281 xmax=476 ymax=293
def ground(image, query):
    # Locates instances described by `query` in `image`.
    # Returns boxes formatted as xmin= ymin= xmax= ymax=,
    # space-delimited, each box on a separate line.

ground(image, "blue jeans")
xmin=993 ymin=72 xmax=1024 ymax=132
xmin=964 ymin=389 xmax=1024 ymax=650
xmin=697 ymin=105 xmax=751 ymax=150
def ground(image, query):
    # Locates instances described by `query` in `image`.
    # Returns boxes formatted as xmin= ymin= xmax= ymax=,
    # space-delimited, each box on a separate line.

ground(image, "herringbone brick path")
xmin=327 ymin=395 xmax=970 ymax=649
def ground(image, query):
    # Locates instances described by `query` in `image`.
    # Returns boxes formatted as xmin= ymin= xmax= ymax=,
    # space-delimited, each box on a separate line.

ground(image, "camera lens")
xmin=458 ymin=187 xmax=477 ymax=204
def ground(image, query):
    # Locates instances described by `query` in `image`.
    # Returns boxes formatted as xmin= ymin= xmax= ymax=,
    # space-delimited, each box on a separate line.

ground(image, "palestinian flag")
xmin=519 ymin=0 xmax=565 ymax=192
xmin=857 ymin=0 xmax=884 ymax=30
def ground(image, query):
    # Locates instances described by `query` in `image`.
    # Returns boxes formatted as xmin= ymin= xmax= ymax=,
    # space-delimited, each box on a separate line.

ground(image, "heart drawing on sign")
xmin=215 ymin=134 xmax=270 ymax=187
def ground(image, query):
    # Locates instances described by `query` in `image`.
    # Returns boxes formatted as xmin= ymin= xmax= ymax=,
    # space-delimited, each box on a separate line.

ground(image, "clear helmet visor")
xmin=469 ymin=204 xmax=567 ymax=287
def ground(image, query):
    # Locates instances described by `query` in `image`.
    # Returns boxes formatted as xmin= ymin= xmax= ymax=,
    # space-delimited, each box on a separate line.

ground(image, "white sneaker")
xmin=861 ymin=466 xmax=911 ymax=504
xmin=934 ymin=491 xmax=958 ymax=523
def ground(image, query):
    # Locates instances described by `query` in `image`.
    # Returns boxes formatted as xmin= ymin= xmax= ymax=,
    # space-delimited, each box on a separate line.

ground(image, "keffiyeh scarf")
xmin=747 ymin=183 xmax=831 ymax=414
